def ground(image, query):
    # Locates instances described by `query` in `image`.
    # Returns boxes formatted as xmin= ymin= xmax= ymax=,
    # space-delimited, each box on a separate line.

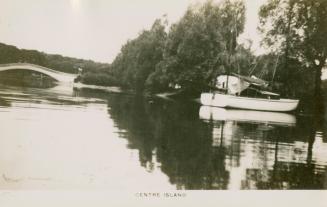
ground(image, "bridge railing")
xmin=0 ymin=63 xmax=77 ymax=76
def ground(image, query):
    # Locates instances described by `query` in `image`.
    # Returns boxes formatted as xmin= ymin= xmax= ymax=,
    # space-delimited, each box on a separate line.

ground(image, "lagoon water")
xmin=0 ymin=84 xmax=326 ymax=190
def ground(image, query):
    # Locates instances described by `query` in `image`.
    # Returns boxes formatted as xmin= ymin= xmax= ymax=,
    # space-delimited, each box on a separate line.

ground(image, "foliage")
xmin=79 ymin=72 xmax=118 ymax=86
xmin=145 ymin=0 xmax=247 ymax=93
xmin=0 ymin=42 xmax=110 ymax=74
xmin=258 ymin=0 xmax=327 ymax=98
xmin=110 ymin=19 xmax=167 ymax=93
xmin=2 ymin=0 xmax=325 ymax=102
xmin=0 ymin=1 xmax=250 ymax=94
xmin=0 ymin=43 xmax=47 ymax=66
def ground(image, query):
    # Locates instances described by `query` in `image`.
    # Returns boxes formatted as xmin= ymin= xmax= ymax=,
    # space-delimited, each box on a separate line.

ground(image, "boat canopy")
xmin=216 ymin=74 xmax=274 ymax=96
xmin=216 ymin=75 xmax=250 ymax=95
xmin=231 ymin=73 xmax=268 ymax=87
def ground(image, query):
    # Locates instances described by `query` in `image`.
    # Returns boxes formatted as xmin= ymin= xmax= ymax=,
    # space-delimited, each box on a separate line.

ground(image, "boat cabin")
xmin=215 ymin=75 xmax=280 ymax=99
xmin=216 ymin=75 xmax=250 ymax=95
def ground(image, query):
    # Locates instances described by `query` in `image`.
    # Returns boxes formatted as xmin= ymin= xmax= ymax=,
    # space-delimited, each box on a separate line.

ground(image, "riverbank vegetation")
xmin=0 ymin=42 xmax=110 ymax=74
xmin=1 ymin=0 xmax=326 ymax=106
xmin=110 ymin=0 xmax=250 ymax=95
xmin=259 ymin=0 xmax=327 ymax=114
xmin=104 ymin=0 xmax=327 ymax=102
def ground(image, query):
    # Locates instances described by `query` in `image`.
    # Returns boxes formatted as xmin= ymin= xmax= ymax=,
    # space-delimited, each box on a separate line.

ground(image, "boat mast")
xmin=226 ymin=13 xmax=236 ymax=95
xmin=226 ymin=71 xmax=230 ymax=94
xmin=271 ymin=54 xmax=280 ymax=85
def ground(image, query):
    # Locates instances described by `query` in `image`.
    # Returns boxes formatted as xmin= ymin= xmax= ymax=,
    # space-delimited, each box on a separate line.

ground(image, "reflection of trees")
xmin=107 ymin=95 xmax=156 ymax=169
xmin=106 ymin=95 xmax=230 ymax=189
xmin=0 ymin=70 xmax=56 ymax=88
xmin=153 ymin=103 xmax=229 ymax=189
xmin=270 ymin=119 xmax=326 ymax=189
xmin=0 ymin=96 xmax=11 ymax=107
xmin=105 ymin=94 xmax=327 ymax=189
xmin=239 ymin=118 xmax=327 ymax=189
xmin=204 ymin=115 xmax=327 ymax=189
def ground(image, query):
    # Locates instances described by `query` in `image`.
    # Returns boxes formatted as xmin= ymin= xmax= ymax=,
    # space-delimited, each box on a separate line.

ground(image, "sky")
xmin=0 ymin=0 xmax=266 ymax=63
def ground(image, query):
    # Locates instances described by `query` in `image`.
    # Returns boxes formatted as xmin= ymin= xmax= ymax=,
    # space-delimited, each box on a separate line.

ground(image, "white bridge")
xmin=0 ymin=63 xmax=78 ymax=83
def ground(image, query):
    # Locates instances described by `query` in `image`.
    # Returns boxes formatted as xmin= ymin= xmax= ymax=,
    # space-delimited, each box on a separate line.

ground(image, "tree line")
xmin=98 ymin=0 xmax=326 ymax=101
xmin=259 ymin=0 xmax=327 ymax=113
xmin=109 ymin=0 xmax=250 ymax=95
xmin=1 ymin=0 xmax=326 ymax=102
xmin=0 ymin=42 xmax=110 ymax=77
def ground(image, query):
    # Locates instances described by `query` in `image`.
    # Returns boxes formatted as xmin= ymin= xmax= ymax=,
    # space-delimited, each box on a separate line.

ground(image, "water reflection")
xmin=199 ymin=106 xmax=296 ymax=126
xmin=0 ymin=70 xmax=57 ymax=88
xmin=105 ymin=95 xmax=327 ymax=189
xmin=0 ymin=87 xmax=175 ymax=190
xmin=0 ymin=85 xmax=326 ymax=190
xmin=200 ymin=107 xmax=327 ymax=189
xmin=107 ymin=96 xmax=219 ymax=189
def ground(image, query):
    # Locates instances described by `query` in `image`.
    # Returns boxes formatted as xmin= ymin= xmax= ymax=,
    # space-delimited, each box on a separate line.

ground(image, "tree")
xmin=0 ymin=42 xmax=110 ymax=75
xmin=145 ymin=0 xmax=246 ymax=94
xmin=259 ymin=0 xmax=327 ymax=104
xmin=110 ymin=19 xmax=167 ymax=93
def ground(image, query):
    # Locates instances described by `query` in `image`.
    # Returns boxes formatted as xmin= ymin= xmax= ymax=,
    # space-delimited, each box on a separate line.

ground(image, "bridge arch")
xmin=0 ymin=63 xmax=77 ymax=83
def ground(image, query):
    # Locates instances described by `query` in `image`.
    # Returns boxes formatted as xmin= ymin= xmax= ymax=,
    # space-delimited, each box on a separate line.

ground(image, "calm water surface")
xmin=0 ymin=84 xmax=326 ymax=190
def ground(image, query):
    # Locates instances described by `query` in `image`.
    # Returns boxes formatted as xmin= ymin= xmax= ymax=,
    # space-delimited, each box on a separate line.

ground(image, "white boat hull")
xmin=200 ymin=93 xmax=299 ymax=112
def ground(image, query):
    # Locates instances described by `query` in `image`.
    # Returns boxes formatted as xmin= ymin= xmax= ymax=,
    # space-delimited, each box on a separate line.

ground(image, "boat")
xmin=199 ymin=106 xmax=296 ymax=127
xmin=200 ymin=74 xmax=299 ymax=112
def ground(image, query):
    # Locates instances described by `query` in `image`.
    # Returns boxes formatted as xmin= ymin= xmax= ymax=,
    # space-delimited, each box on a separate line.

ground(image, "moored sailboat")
xmin=200 ymin=74 xmax=299 ymax=112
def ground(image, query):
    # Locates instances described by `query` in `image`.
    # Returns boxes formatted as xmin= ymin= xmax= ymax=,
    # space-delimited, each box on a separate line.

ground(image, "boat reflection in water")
xmin=199 ymin=106 xmax=327 ymax=189
xmin=199 ymin=106 xmax=296 ymax=127
xmin=0 ymin=85 xmax=326 ymax=190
